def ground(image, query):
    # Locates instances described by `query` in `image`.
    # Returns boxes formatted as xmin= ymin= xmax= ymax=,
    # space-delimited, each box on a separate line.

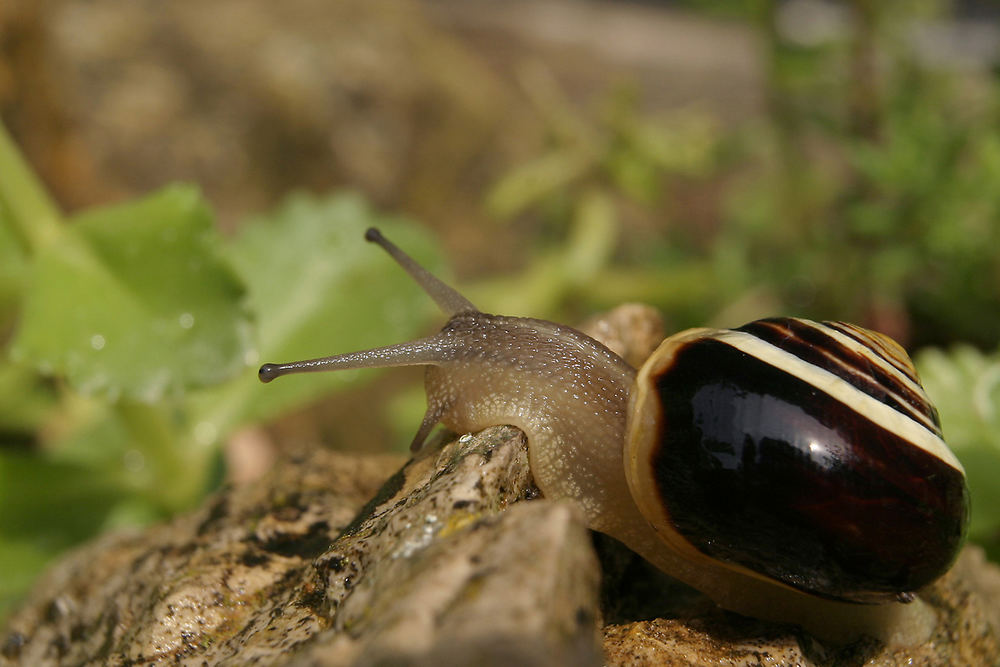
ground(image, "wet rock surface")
xmin=0 ymin=428 xmax=602 ymax=666
xmin=1 ymin=426 xmax=998 ymax=666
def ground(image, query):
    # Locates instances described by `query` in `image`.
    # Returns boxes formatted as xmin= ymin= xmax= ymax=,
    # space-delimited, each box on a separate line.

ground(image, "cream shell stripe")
xmin=828 ymin=321 xmax=920 ymax=383
xmin=799 ymin=320 xmax=939 ymax=435
xmin=712 ymin=329 xmax=965 ymax=474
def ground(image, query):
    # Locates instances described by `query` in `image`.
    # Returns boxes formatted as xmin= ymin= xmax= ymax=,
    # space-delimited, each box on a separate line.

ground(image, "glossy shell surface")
xmin=626 ymin=318 xmax=969 ymax=603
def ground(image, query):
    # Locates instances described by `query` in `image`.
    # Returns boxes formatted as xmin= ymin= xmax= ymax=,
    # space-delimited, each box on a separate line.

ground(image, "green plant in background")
xmin=0 ymin=122 xmax=443 ymax=616
xmin=723 ymin=0 xmax=1000 ymax=349
xmin=918 ymin=346 xmax=1000 ymax=557
xmin=481 ymin=65 xmax=722 ymax=320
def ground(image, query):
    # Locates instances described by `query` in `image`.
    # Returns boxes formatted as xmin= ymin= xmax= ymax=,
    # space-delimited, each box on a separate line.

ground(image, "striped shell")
xmin=626 ymin=317 xmax=969 ymax=603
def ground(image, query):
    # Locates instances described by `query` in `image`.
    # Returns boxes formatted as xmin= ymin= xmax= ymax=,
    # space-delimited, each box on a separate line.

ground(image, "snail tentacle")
xmin=257 ymin=336 xmax=453 ymax=383
xmin=365 ymin=227 xmax=477 ymax=316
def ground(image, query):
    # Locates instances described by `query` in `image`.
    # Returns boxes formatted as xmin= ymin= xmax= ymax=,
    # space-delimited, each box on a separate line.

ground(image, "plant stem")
xmin=847 ymin=0 xmax=882 ymax=144
xmin=758 ymin=0 xmax=807 ymax=234
xmin=116 ymin=400 xmax=211 ymax=512
xmin=0 ymin=121 xmax=64 ymax=254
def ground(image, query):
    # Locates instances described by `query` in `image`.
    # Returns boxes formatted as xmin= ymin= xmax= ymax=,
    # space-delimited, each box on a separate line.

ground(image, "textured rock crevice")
xmin=2 ymin=425 xmax=999 ymax=666
xmin=0 ymin=428 xmax=604 ymax=666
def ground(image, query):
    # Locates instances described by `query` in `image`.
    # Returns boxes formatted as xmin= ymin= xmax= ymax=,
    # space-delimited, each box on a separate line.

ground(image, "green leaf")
xmin=486 ymin=150 xmax=591 ymax=220
xmin=11 ymin=185 xmax=251 ymax=402
xmin=0 ymin=451 xmax=135 ymax=616
xmin=0 ymin=453 xmax=128 ymax=544
xmin=0 ymin=539 xmax=54 ymax=619
xmin=565 ymin=189 xmax=617 ymax=282
xmin=195 ymin=191 xmax=443 ymax=430
xmin=0 ymin=365 xmax=57 ymax=435
xmin=0 ymin=202 xmax=29 ymax=330
xmin=0 ymin=122 xmax=63 ymax=254
xmin=916 ymin=345 xmax=1000 ymax=557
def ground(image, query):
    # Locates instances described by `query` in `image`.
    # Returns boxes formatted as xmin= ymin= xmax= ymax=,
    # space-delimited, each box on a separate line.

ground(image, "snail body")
xmin=260 ymin=229 xmax=968 ymax=642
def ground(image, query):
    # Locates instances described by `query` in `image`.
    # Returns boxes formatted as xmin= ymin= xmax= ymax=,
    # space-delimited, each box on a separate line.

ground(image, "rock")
xmin=1 ymin=425 xmax=998 ymax=666
xmin=578 ymin=303 xmax=666 ymax=369
xmin=0 ymin=427 xmax=602 ymax=666
xmin=0 ymin=446 xmax=402 ymax=666
xmin=599 ymin=522 xmax=1000 ymax=666
xmin=602 ymin=540 xmax=1000 ymax=666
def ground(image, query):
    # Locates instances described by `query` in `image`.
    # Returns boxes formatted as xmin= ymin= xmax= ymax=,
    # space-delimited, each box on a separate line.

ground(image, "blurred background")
xmin=2 ymin=0 xmax=1000 ymax=618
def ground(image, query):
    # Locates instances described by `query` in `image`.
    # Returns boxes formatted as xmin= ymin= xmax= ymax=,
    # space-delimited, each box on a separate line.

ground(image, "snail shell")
xmin=259 ymin=228 xmax=969 ymax=641
xmin=627 ymin=319 xmax=967 ymax=604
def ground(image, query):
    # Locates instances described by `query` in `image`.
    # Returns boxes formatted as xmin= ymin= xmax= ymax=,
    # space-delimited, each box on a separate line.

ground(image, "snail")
xmin=259 ymin=228 xmax=968 ymax=642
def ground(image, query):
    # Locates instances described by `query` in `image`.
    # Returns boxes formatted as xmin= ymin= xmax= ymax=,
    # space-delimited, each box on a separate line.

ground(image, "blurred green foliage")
xmin=13 ymin=187 xmax=249 ymax=401
xmin=482 ymin=3 xmax=1000 ymax=349
xmin=0 ymin=123 xmax=443 ymax=616
xmin=918 ymin=346 xmax=1000 ymax=557
xmin=479 ymin=66 xmax=722 ymax=321
xmin=1 ymin=0 xmax=1000 ymax=620
xmin=723 ymin=1 xmax=1000 ymax=350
